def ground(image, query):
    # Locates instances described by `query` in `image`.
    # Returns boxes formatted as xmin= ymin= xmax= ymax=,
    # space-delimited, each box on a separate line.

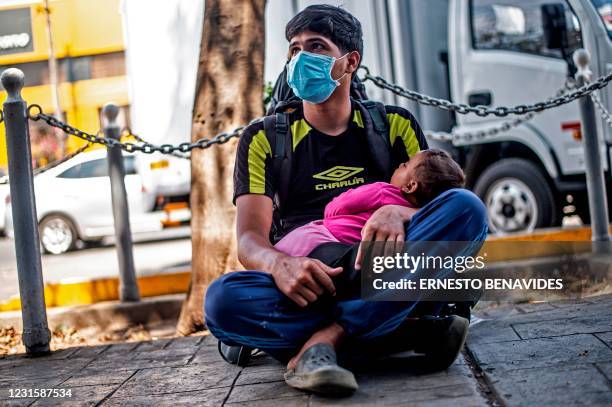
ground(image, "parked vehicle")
xmin=444 ymin=0 xmax=611 ymax=234
xmin=4 ymin=149 xmax=160 ymax=254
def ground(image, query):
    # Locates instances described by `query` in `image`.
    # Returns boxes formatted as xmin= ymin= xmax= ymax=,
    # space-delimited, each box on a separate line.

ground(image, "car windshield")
xmin=590 ymin=0 xmax=612 ymax=39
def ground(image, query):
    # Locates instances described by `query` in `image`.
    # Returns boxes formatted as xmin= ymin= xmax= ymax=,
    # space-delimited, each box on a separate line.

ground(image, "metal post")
xmin=1 ymin=68 xmax=51 ymax=355
xmin=103 ymin=103 xmax=140 ymax=301
xmin=573 ymin=49 xmax=611 ymax=243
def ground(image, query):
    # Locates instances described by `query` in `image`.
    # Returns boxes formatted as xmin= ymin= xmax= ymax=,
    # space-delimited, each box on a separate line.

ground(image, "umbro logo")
xmin=313 ymin=166 xmax=364 ymax=182
xmin=313 ymin=166 xmax=365 ymax=191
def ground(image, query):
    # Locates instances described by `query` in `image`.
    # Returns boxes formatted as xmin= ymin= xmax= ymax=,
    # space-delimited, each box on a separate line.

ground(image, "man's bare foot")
xmin=287 ymin=323 xmax=345 ymax=370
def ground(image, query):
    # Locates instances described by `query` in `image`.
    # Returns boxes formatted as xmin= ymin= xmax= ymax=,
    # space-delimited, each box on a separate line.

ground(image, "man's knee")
xmin=409 ymin=188 xmax=488 ymax=241
xmin=444 ymin=189 xmax=487 ymax=225
xmin=205 ymin=271 xmax=267 ymax=330
xmin=204 ymin=274 xmax=233 ymax=330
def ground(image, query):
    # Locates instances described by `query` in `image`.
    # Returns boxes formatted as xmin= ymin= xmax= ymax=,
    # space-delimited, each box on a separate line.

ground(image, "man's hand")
xmin=235 ymin=195 xmax=343 ymax=307
xmin=271 ymin=255 xmax=343 ymax=307
xmin=355 ymin=205 xmax=418 ymax=270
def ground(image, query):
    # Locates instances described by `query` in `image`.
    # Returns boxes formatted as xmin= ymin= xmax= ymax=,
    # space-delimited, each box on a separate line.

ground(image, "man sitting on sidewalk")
xmin=205 ymin=4 xmax=487 ymax=395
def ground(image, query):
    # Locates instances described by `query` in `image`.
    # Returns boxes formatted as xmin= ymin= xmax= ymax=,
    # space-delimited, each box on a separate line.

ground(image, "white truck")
xmin=439 ymin=0 xmax=611 ymax=234
xmin=122 ymin=0 xmax=612 ymax=235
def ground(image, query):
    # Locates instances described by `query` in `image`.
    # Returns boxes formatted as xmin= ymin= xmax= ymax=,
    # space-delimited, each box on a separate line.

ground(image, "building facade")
xmin=0 ymin=0 xmax=129 ymax=172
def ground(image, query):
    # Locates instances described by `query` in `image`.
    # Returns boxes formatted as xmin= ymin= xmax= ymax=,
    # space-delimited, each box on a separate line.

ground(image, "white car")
xmin=4 ymin=149 xmax=161 ymax=254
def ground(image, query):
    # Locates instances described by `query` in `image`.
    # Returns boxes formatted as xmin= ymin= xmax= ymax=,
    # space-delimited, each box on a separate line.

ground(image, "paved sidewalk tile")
xmin=0 ymin=333 xmax=487 ymax=406
xmin=2 ymin=294 xmax=610 ymax=406
xmin=467 ymin=294 xmax=612 ymax=406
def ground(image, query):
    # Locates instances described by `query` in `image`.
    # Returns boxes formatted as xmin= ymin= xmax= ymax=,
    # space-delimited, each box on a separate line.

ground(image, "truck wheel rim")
xmin=41 ymin=218 xmax=73 ymax=254
xmin=485 ymin=178 xmax=538 ymax=234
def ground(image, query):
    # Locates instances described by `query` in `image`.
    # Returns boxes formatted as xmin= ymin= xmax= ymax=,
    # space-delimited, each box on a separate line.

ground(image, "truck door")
xmin=450 ymin=0 xmax=587 ymax=176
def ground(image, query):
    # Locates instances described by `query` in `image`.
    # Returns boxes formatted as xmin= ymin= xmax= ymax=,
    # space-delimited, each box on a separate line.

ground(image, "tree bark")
xmin=176 ymin=0 xmax=266 ymax=335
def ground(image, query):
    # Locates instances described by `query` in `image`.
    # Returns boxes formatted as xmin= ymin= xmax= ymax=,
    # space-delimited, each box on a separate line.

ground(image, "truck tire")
xmin=474 ymin=158 xmax=560 ymax=234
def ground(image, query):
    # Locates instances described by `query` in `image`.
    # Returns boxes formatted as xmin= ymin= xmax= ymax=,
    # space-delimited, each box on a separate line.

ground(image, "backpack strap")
xmin=356 ymin=100 xmax=393 ymax=179
xmin=361 ymin=99 xmax=389 ymax=136
xmin=274 ymin=112 xmax=292 ymax=219
xmin=263 ymin=112 xmax=292 ymax=243
xmin=273 ymin=113 xmax=288 ymax=171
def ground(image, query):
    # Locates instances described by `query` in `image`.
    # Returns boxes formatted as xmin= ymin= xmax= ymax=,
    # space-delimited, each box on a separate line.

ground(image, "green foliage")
xmin=263 ymin=81 xmax=274 ymax=111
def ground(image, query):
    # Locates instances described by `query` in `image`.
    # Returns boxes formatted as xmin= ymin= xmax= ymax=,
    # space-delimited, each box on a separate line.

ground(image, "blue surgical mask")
xmin=286 ymin=51 xmax=348 ymax=104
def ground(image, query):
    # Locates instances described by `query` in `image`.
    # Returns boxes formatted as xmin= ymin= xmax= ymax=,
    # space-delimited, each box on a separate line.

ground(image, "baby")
xmin=275 ymin=149 xmax=466 ymax=257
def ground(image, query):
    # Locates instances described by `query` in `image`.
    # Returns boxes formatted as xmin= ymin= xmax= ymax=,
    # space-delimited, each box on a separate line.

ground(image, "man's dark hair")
xmin=285 ymin=5 xmax=364 ymax=61
xmin=412 ymin=149 xmax=466 ymax=206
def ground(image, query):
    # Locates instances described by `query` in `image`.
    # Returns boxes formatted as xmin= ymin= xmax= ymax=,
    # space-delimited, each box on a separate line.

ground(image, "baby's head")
xmin=390 ymin=149 xmax=465 ymax=207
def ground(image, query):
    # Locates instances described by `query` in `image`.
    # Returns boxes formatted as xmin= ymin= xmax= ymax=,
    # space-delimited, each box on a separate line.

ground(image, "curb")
xmin=0 ymin=294 xmax=185 ymax=331
xmin=0 ymin=270 xmax=191 ymax=312
xmin=487 ymin=224 xmax=612 ymax=242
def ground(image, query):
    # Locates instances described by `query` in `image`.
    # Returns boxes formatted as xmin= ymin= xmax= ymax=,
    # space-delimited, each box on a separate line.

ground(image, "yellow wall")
xmin=0 ymin=0 xmax=126 ymax=169
xmin=0 ymin=0 xmax=124 ymax=65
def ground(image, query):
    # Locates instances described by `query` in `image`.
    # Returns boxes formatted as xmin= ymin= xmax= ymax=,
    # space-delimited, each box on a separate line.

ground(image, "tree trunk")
xmin=176 ymin=0 xmax=266 ymax=335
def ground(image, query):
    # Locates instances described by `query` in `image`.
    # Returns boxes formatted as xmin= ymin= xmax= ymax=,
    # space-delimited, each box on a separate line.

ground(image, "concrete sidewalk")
xmin=467 ymin=294 xmax=612 ymax=406
xmin=1 ymin=294 xmax=610 ymax=406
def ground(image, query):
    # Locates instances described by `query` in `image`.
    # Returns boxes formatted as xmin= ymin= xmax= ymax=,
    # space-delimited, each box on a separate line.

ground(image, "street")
xmin=0 ymin=227 xmax=191 ymax=302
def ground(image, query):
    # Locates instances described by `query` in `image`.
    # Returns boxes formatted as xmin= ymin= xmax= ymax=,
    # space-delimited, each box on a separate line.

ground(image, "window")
xmin=590 ymin=0 xmax=612 ymax=40
xmin=58 ymin=163 xmax=83 ymax=179
xmin=58 ymin=156 xmax=136 ymax=179
xmin=90 ymin=52 xmax=126 ymax=79
xmin=78 ymin=159 xmax=108 ymax=178
xmin=0 ymin=51 xmax=126 ymax=90
xmin=471 ymin=0 xmax=582 ymax=58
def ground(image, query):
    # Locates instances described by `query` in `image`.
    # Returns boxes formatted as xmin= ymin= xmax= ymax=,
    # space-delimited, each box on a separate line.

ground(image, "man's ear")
xmin=346 ymin=51 xmax=361 ymax=74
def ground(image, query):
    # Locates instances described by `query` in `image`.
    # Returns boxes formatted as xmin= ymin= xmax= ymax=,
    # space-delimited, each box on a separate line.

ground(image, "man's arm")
xmin=236 ymin=194 xmax=342 ymax=307
xmin=354 ymin=205 xmax=418 ymax=270
xmin=235 ymin=194 xmax=279 ymax=271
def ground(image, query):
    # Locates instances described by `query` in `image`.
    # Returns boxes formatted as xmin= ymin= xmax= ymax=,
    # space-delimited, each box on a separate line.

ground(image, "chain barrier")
xmin=590 ymin=92 xmax=612 ymax=128
xmin=33 ymin=142 xmax=93 ymax=176
xmin=425 ymin=79 xmax=576 ymax=142
xmin=580 ymin=73 xmax=612 ymax=129
xmin=124 ymin=129 xmax=191 ymax=160
xmin=426 ymin=114 xmax=535 ymax=143
xmin=359 ymin=65 xmax=612 ymax=117
xmin=27 ymin=104 xmax=243 ymax=155
xmin=15 ymin=66 xmax=612 ymax=156
xmin=0 ymin=141 xmax=92 ymax=181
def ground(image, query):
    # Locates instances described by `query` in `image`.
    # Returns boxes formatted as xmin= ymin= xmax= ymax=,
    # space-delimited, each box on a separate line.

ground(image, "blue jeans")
xmin=205 ymin=189 xmax=488 ymax=362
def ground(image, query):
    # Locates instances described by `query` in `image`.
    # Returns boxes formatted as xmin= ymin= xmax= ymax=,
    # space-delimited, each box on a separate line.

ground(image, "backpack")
xmin=264 ymin=64 xmax=393 ymax=243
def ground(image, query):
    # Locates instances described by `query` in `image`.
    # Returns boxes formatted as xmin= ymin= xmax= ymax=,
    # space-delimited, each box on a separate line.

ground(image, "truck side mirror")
xmin=542 ymin=3 xmax=568 ymax=50
xmin=542 ymin=3 xmax=577 ymax=76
